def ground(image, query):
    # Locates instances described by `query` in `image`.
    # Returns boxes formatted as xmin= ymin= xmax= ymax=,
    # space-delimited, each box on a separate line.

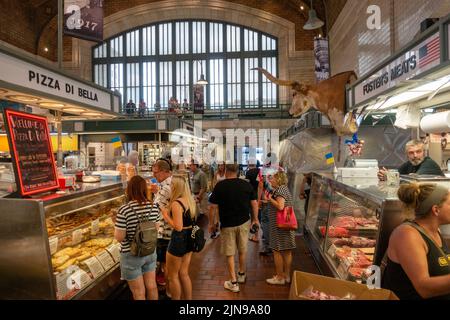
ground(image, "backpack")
xmin=175 ymin=200 xmax=206 ymax=253
xmin=129 ymin=203 xmax=157 ymax=257
xmin=191 ymin=224 xmax=206 ymax=252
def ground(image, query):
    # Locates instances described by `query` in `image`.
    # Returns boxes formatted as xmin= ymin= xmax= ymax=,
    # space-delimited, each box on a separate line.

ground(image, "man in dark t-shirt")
xmin=378 ymin=139 xmax=444 ymax=180
xmin=209 ymin=164 xmax=259 ymax=293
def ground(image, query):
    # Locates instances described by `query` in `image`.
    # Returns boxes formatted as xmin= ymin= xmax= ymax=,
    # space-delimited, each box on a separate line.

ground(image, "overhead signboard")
xmin=354 ymin=32 xmax=441 ymax=106
xmin=3 ymin=109 xmax=59 ymax=196
xmin=64 ymin=0 xmax=104 ymax=42
xmin=0 ymin=51 xmax=112 ymax=111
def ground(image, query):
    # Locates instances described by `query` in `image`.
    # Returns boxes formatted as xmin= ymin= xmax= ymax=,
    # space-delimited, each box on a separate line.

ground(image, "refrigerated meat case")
xmin=0 ymin=181 xmax=126 ymax=299
xmin=304 ymin=173 xmax=411 ymax=283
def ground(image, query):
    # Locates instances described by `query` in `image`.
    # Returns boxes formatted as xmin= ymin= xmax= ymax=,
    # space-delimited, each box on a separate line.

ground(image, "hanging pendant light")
xmin=303 ymin=0 xmax=324 ymax=30
xmin=196 ymin=61 xmax=208 ymax=85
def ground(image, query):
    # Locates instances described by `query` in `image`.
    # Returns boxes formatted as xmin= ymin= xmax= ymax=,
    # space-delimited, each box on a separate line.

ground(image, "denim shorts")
xmin=120 ymin=251 xmax=157 ymax=281
xmin=168 ymin=229 xmax=193 ymax=257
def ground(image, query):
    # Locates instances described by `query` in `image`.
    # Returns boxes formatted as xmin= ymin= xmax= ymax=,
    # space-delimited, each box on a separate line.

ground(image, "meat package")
xmin=330 ymin=216 xmax=378 ymax=229
xmin=335 ymin=246 xmax=373 ymax=269
xmin=330 ymin=236 xmax=376 ymax=248
xmin=319 ymin=226 xmax=349 ymax=238
xmin=301 ymin=286 xmax=355 ymax=300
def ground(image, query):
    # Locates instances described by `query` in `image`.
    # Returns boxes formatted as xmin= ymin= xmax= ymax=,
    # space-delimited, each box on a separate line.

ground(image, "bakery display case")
xmin=0 ymin=181 xmax=125 ymax=299
xmin=304 ymin=173 xmax=409 ymax=283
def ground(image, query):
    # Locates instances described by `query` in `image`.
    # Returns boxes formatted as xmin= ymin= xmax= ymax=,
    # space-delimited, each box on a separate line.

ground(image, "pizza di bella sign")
xmin=354 ymin=32 xmax=441 ymax=106
xmin=0 ymin=51 xmax=111 ymax=110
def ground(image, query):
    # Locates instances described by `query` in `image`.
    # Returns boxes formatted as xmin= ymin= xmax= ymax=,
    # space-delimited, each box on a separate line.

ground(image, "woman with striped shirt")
xmin=265 ymin=172 xmax=296 ymax=285
xmin=114 ymin=176 xmax=161 ymax=300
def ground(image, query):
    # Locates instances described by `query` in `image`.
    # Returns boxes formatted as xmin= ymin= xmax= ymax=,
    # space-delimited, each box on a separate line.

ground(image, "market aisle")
xmin=188 ymin=215 xmax=319 ymax=300
xmin=114 ymin=214 xmax=319 ymax=300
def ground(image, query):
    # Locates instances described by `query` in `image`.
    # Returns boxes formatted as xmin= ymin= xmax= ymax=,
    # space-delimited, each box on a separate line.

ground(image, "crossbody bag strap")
xmin=404 ymin=221 xmax=449 ymax=263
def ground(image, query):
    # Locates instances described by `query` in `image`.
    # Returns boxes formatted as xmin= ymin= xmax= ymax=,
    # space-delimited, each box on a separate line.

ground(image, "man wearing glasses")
xmin=150 ymin=159 xmax=173 ymax=298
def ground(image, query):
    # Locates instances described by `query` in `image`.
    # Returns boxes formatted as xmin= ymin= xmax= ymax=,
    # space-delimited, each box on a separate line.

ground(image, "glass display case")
xmin=304 ymin=173 xmax=407 ymax=283
xmin=0 ymin=181 xmax=125 ymax=300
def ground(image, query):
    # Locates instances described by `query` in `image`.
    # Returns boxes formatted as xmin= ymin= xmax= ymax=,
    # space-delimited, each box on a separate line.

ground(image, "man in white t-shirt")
xmin=150 ymin=158 xmax=173 ymax=298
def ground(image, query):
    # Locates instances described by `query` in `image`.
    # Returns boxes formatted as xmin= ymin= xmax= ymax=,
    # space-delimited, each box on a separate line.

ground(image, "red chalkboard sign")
xmin=3 ymin=109 xmax=59 ymax=196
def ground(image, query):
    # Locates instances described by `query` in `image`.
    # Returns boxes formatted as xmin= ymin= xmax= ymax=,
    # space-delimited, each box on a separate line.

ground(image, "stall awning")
xmin=347 ymin=13 xmax=450 ymax=113
xmin=0 ymin=44 xmax=121 ymax=120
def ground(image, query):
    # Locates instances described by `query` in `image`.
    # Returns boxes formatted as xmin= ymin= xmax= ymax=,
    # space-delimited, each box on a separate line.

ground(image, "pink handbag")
xmin=276 ymin=206 xmax=298 ymax=230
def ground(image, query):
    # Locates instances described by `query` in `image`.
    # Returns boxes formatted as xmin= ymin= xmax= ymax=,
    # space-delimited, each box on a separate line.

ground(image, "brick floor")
xmin=114 ymin=214 xmax=320 ymax=300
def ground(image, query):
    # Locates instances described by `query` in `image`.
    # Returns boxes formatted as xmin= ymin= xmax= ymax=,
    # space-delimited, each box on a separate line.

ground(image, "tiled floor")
xmin=114 ymin=214 xmax=320 ymax=300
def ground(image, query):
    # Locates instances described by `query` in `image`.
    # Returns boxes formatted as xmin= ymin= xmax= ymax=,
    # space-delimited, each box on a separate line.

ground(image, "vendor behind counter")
xmin=378 ymin=140 xmax=444 ymax=180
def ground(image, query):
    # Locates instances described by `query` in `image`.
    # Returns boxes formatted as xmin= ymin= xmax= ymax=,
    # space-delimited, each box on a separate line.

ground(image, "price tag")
xmin=49 ymin=237 xmax=58 ymax=255
xmin=71 ymin=229 xmax=82 ymax=245
xmin=83 ymin=257 xmax=105 ymax=279
xmin=55 ymin=271 xmax=71 ymax=300
xmin=96 ymin=250 xmax=115 ymax=270
xmin=327 ymin=244 xmax=337 ymax=258
xmin=337 ymin=261 xmax=349 ymax=279
xmin=91 ymin=219 xmax=100 ymax=235
xmin=106 ymin=244 xmax=120 ymax=263
xmin=70 ymin=269 xmax=92 ymax=290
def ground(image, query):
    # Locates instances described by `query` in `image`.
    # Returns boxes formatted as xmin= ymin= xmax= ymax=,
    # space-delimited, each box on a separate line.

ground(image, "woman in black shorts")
xmin=161 ymin=176 xmax=197 ymax=300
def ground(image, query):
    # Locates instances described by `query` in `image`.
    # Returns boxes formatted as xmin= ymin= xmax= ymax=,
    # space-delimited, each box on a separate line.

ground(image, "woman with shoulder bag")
xmin=265 ymin=171 xmax=296 ymax=285
xmin=161 ymin=176 xmax=197 ymax=300
xmin=113 ymin=175 xmax=161 ymax=300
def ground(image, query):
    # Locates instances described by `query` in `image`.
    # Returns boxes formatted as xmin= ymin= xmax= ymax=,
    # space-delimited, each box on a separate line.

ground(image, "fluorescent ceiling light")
xmin=82 ymin=112 xmax=102 ymax=117
xmin=39 ymin=102 xmax=65 ymax=108
xmin=63 ymin=107 xmax=86 ymax=113
xmin=424 ymin=108 xmax=434 ymax=113
xmin=6 ymin=95 xmax=40 ymax=102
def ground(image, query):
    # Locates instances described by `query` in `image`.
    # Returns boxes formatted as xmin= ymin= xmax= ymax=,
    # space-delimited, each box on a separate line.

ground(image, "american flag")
xmin=419 ymin=36 xmax=440 ymax=69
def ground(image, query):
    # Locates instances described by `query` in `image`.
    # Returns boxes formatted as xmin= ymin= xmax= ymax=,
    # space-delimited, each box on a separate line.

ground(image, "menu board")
xmin=3 ymin=109 xmax=59 ymax=196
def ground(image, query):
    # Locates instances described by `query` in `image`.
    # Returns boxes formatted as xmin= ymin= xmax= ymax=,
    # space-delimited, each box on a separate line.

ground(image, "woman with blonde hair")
xmin=161 ymin=175 xmax=197 ymax=300
xmin=265 ymin=171 xmax=296 ymax=285
xmin=382 ymin=183 xmax=450 ymax=300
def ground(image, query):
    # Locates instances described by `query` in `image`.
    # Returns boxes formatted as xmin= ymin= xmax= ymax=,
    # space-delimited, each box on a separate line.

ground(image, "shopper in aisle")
xmin=266 ymin=171 xmax=296 ymax=285
xmin=257 ymin=164 xmax=277 ymax=256
xmin=113 ymin=175 xmax=161 ymax=300
xmin=209 ymin=164 xmax=259 ymax=293
xmin=378 ymin=140 xmax=444 ymax=180
xmin=209 ymin=161 xmax=226 ymax=239
xmin=299 ymin=173 xmax=312 ymax=215
xmin=160 ymin=176 xmax=196 ymax=300
xmin=125 ymin=99 xmax=136 ymax=116
xmin=138 ymin=98 xmax=147 ymax=118
xmin=246 ymin=158 xmax=260 ymax=243
xmin=150 ymin=159 xmax=173 ymax=297
xmin=189 ymin=160 xmax=208 ymax=215
xmin=382 ymin=183 xmax=450 ymax=300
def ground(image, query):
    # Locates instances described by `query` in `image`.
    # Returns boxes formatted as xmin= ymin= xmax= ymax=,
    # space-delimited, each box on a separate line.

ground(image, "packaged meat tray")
xmin=319 ymin=226 xmax=349 ymax=238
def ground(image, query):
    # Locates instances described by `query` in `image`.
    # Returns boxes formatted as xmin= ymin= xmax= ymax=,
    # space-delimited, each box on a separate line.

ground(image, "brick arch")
xmin=37 ymin=16 xmax=73 ymax=62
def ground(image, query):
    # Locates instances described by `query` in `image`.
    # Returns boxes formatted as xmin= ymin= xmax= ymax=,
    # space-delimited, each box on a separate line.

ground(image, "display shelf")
xmin=304 ymin=173 xmax=406 ymax=283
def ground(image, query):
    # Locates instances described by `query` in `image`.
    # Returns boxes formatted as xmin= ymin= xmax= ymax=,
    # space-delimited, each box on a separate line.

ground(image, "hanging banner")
xmin=193 ymin=85 xmax=205 ymax=114
xmin=64 ymin=0 xmax=104 ymax=42
xmin=314 ymin=37 xmax=330 ymax=83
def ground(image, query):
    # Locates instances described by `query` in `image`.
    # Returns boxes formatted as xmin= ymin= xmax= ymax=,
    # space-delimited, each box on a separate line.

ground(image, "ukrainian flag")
xmin=112 ymin=136 xmax=122 ymax=149
xmin=325 ymin=152 xmax=335 ymax=165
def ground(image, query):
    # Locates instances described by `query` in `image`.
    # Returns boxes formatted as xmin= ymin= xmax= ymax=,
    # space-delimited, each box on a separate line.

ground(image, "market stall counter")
xmin=0 ymin=181 xmax=125 ymax=300
xmin=304 ymin=173 xmax=408 ymax=283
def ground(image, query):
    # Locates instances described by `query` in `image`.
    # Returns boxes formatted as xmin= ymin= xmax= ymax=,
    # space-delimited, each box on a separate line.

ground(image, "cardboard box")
xmin=289 ymin=271 xmax=398 ymax=300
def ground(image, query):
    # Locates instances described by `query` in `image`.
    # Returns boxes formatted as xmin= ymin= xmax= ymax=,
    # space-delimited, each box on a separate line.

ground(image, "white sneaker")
xmin=266 ymin=276 xmax=285 ymax=285
xmin=237 ymin=272 xmax=246 ymax=284
xmin=224 ymin=280 xmax=240 ymax=292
